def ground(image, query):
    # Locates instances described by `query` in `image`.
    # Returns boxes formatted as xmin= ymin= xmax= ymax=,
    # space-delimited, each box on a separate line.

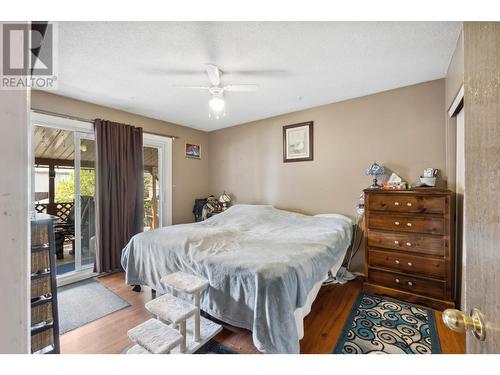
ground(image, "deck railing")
xmin=34 ymin=202 xmax=74 ymax=222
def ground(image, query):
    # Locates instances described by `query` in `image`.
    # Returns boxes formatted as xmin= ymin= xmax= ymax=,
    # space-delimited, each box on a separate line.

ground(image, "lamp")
xmin=209 ymin=95 xmax=225 ymax=112
xmin=208 ymin=93 xmax=225 ymax=120
xmin=365 ymin=162 xmax=385 ymax=189
xmin=218 ymin=191 xmax=231 ymax=211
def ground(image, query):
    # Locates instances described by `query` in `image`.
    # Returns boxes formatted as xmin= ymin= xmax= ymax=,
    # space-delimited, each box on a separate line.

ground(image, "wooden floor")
xmin=60 ymin=273 xmax=465 ymax=354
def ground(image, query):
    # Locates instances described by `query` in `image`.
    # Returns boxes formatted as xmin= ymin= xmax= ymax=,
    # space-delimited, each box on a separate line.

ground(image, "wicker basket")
xmin=31 ymin=215 xmax=60 ymax=354
xmin=31 ymin=329 xmax=54 ymax=353
xmin=31 ymin=251 xmax=50 ymax=274
xmin=31 ymin=276 xmax=51 ymax=300
xmin=31 ymin=224 xmax=49 ymax=247
xmin=31 ymin=302 xmax=53 ymax=325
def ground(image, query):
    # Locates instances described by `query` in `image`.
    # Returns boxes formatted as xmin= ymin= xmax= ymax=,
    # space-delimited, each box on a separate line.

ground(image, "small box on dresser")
xmin=363 ymin=188 xmax=455 ymax=310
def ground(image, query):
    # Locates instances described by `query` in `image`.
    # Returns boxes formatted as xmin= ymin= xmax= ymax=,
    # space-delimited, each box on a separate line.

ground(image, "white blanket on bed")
xmin=121 ymin=204 xmax=352 ymax=353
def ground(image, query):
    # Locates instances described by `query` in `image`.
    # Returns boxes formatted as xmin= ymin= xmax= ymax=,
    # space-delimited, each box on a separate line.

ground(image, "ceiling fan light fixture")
xmin=174 ymin=64 xmax=258 ymax=119
xmin=209 ymin=95 xmax=225 ymax=112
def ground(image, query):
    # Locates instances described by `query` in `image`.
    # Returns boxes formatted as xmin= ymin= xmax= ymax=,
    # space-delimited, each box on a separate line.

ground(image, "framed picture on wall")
xmin=283 ymin=121 xmax=314 ymax=162
xmin=185 ymin=142 xmax=201 ymax=159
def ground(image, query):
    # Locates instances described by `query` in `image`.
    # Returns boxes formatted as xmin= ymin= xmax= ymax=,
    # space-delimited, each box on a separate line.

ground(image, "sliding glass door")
xmin=74 ymin=134 xmax=96 ymax=272
xmin=32 ymin=116 xmax=96 ymax=282
xmin=32 ymin=113 xmax=173 ymax=283
xmin=143 ymin=145 xmax=160 ymax=231
xmin=143 ymin=133 xmax=172 ymax=229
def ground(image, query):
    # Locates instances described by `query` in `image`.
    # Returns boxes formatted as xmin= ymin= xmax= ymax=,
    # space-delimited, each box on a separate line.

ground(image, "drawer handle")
xmin=394 ymin=202 xmax=400 ymax=206
xmin=407 ymin=262 xmax=413 ymax=267
xmin=407 ymin=202 xmax=412 ymax=207
xmin=407 ymin=281 xmax=414 ymax=287
xmin=395 ymin=278 xmax=400 ymax=283
xmin=395 ymin=221 xmax=400 ymax=226
xmin=395 ymin=259 xmax=400 ymax=264
xmin=406 ymin=242 xmax=412 ymax=247
xmin=394 ymin=240 xmax=400 ymax=245
xmin=406 ymin=222 xmax=412 ymax=227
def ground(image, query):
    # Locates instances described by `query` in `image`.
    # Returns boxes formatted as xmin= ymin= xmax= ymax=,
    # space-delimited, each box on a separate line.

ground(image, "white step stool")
xmin=161 ymin=272 xmax=209 ymax=342
xmin=126 ymin=272 xmax=221 ymax=354
xmin=128 ymin=318 xmax=182 ymax=354
xmin=145 ymin=294 xmax=197 ymax=352
xmin=126 ymin=344 xmax=151 ymax=354
xmin=169 ymin=315 xmax=223 ymax=354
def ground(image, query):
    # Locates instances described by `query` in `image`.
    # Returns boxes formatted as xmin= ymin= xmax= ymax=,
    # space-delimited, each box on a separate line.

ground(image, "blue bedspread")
xmin=122 ymin=204 xmax=352 ymax=353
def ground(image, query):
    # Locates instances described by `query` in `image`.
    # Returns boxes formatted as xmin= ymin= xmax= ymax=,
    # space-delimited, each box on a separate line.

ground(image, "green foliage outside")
xmin=55 ymin=169 xmax=95 ymax=202
xmin=55 ymin=169 xmax=157 ymax=229
xmin=144 ymin=172 xmax=152 ymax=199
xmin=56 ymin=170 xmax=153 ymax=202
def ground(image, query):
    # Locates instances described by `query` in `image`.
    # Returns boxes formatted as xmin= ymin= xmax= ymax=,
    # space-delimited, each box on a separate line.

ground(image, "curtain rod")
xmin=31 ymin=108 xmax=180 ymax=139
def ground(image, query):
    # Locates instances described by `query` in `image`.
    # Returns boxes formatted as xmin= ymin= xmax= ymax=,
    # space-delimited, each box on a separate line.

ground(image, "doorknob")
xmin=442 ymin=308 xmax=486 ymax=341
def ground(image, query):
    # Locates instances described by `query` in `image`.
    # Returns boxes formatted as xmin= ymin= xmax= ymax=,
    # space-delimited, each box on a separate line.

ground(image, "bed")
xmin=121 ymin=204 xmax=353 ymax=353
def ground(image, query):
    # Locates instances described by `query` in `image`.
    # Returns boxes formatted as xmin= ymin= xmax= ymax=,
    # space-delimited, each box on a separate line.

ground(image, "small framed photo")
xmin=185 ymin=142 xmax=201 ymax=159
xmin=283 ymin=121 xmax=314 ymax=162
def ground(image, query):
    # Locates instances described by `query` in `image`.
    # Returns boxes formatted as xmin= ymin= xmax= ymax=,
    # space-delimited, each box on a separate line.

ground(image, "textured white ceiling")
xmin=51 ymin=22 xmax=462 ymax=131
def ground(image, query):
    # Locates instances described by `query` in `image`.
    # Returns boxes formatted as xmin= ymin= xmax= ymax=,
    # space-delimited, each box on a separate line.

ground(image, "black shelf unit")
xmin=31 ymin=214 xmax=60 ymax=354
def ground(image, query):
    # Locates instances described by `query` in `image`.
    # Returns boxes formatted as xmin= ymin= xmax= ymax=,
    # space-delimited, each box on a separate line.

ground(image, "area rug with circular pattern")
xmin=333 ymin=292 xmax=441 ymax=354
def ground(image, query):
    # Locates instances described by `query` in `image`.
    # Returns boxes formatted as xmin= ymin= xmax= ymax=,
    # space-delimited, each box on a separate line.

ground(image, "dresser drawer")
xmin=367 ymin=230 xmax=446 ymax=256
xmin=368 ymin=269 xmax=445 ymax=299
xmin=368 ymin=214 xmax=445 ymax=235
xmin=368 ymin=248 xmax=445 ymax=278
xmin=367 ymin=194 xmax=446 ymax=214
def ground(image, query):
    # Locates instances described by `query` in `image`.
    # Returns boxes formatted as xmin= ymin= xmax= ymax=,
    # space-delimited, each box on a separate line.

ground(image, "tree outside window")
xmin=55 ymin=169 xmax=95 ymax=202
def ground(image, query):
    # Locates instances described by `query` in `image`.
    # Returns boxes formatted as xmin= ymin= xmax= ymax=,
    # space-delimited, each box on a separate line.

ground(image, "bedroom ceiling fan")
xmin=175 ymin=64 xmax=259 ymax=119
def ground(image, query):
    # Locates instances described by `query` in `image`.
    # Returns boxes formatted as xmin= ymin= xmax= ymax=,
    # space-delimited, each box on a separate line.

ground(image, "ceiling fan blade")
xmin=173 ymin=85 xmax=210 ymax=90
xmin=223 ymin=84 xmax=259 ymax=92
xmin=140 ymin=67 xmax=201 ymax=75
xmin=206 ymin=64 xmax=221 ymax=86
xmin=224 ymin=69 xmax=288 ymax=77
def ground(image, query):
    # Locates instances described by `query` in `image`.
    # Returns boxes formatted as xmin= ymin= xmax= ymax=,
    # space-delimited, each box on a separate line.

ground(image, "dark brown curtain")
xmin=94 ymin=119 xmax=144 ymax=273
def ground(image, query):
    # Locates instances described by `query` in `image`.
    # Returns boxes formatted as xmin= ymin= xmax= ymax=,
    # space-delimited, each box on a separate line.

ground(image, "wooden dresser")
xmin=363 ymin=189 xmax=455 ymax=310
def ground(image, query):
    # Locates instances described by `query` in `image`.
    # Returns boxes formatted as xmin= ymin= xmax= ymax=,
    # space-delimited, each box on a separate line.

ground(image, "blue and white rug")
xmin=195 ymin=340 xmax=237 ymax=354
xmin=123 ymin=340 xmax=237 ymax=354
xmin=333 ymin=292 xmax=441 ymax=354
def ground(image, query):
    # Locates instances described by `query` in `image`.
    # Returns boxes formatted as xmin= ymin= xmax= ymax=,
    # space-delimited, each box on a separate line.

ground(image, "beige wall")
xmin=31 ymin=91 xmax=209 ymax=224
xmin=208 ymin=79 xmax=447 ymax=272
xmin=209 ymin=79 xmax=447 ymax=215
